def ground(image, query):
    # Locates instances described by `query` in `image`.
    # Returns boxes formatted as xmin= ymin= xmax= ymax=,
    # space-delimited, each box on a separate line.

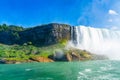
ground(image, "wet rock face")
xmin=19 ymin=23 xmax=71 ymax=46
xmin=0 ymin=31 xmax=16 ymax=45
xmin=0 ymin=60 xmax=6 ymax=64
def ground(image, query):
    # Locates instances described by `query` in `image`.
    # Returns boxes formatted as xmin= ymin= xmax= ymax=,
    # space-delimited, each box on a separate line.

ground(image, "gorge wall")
xmin=0 ymin=23 xmax=73 ymax=46
xmin=1 ymin=23 xmax=120 ymax=60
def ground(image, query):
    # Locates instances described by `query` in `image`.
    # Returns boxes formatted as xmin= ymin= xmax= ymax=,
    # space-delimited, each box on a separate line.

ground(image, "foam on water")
xmin=25 ymin=68 xmax=32 ymax=71
xmin=84 ymin=69 xmax=92 ymax=72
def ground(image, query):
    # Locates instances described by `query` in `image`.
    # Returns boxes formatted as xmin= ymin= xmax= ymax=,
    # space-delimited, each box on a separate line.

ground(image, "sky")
xmin=0 ymin=0 xmax=120 ymax=29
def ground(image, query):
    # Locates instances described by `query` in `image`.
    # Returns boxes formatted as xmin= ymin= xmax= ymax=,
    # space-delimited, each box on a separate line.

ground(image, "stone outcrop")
xmin=0 ymin=59 xmax=22 ymax=64
xmin=48 ymin=48 xmax=92 ymax=61
xmin=66 ymin=49 xmax=92 ymax=61
xmin=30 ymin=56 xmax=54 ymax=62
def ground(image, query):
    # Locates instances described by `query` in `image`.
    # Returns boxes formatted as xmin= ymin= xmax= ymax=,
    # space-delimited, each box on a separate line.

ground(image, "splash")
xmin=71 ymin=26 xmax=120 ymax=60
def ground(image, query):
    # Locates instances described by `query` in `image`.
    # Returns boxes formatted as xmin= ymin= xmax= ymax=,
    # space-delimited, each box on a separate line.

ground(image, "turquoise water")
xmin=0 ymin=60 xmax=120 ymax=80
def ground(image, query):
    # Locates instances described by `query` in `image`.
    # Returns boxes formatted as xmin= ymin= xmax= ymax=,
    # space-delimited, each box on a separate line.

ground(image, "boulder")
xmin=48 ymin=48 xmax=92 ymax=61
xmin=30 ymin=56 xmax=54 ymax=62
xmin=0 ymin=59 xmax=6 ymax=64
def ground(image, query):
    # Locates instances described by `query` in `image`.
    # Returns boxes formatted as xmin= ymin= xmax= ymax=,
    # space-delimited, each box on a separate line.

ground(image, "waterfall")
xmin=72 ymin=26 xmax=120 ymax=60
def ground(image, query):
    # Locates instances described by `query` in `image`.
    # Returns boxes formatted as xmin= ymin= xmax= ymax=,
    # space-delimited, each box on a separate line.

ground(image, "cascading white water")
xmin=73 ymin=26 xmax=120 ymax=60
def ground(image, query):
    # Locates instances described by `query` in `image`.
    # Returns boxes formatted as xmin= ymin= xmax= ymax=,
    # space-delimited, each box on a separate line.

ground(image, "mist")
xmin=69 ymin=26 xmax=120 ymax=60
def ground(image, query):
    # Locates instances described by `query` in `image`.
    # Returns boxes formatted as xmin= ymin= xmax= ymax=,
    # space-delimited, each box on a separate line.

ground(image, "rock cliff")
xmin=0 ymin=23 xmax=72 ymax=46
xmin=19 ymin=23 xmax=72 ymax=46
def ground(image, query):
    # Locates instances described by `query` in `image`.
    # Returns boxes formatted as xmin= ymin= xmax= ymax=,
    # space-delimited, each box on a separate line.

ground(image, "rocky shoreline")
xmin=0 ymin=48 xmax=108 ymax=64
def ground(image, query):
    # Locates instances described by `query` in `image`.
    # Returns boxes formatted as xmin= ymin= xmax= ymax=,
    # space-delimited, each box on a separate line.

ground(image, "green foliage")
xmin=0 ymin=24 xmax=24 ymax=31
xmin=40 ymin=50 xmax=53 ymax=58
xmin=59 ymin=39 xmax=68 ymax=46
xmin=27 ymin=42 xmax=32 ymax=45
xmin=80 ymin=50 xmax=91 ymax=58
xmin=0 ymin=43 xmax=65 ymax=61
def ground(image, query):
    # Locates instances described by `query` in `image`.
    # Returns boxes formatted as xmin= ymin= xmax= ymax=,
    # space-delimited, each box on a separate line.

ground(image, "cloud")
xmin=108 ymin=19 xmax=113 ymax=22
xmin=110 ymin=26 xmax=119 ymax=30
xmin=106 ymin=26 xmax=120 ymax=30
xmin=77 ymin=0 xmax=120 ymax=29
xmin=77 ymin=0 xmax=110 ymax=27
xmin=108 ymin=10 xmax=118 ymax=15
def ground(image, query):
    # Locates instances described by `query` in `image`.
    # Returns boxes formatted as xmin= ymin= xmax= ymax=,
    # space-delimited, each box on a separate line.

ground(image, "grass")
xmin=0 ymin=43 xmax=66 ymax=61
xmin=0 ymin=41 xmax=93 ymax=62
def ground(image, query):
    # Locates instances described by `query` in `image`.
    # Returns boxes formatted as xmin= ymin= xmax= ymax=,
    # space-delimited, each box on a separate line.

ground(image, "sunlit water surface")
xmin=0 ymin=60 xmax=120 ymax=80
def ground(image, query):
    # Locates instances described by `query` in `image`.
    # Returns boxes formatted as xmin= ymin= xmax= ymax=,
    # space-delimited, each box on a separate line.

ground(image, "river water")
xmin=0 ymin=60 xmax=120 ymax=80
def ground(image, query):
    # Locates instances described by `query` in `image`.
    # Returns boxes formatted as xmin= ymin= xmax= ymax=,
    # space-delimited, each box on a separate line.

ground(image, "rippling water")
xmin=0 ymin=60 xmax=120 ymax=80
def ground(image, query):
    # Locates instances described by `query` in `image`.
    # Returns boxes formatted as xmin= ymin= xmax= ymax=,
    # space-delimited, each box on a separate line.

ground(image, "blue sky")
xmin=0 ymin=0 xmax=120 ymax=29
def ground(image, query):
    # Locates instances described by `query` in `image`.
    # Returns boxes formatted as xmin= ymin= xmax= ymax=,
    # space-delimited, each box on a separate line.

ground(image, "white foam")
xmin=25 ymin=68 xmax=32 ymax=71
xmin=78 ymin=72 xmax=88 ymax=80
xmin=84 ymin=69 xmax=92 ymax=72
xmin=78 ymin=72 xmax=85 ymax=76
xmin=71 ymin=26 xmax=120 ymax=60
